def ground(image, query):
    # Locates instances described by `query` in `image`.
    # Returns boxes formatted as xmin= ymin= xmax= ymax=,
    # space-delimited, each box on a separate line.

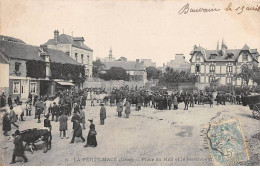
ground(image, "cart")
xmin=243 ymin=94 xmax=260 ymax=120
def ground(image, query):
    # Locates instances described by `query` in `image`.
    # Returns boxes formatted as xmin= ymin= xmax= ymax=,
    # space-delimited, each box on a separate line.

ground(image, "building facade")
xmin=45 ymin=30 xmax=93 ymax=78
xmin=0 ymin=51 xmax=9 ymax=96
xmin=190 ymin=41 xmax=259 ymax=89
xmin=162 ymin=54 xmax=190 ymax=73
xmin=102 ymin=59 xmax=148 ymax=88
xmin=140 ymin=59 xmax=156 ymax=68
xmin=0 ymin=36 xmax=82 ymax=101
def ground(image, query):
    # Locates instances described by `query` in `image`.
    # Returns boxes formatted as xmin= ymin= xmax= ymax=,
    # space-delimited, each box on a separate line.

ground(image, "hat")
xmin=45 ymin=114 xmax=50 ymax=119
xmin=14 ymin=130 xmax=20 ymax=135
xmin=100 ymin=103 xmax=104 ymax=106
xmin=88 ymin=119 xmax=93 ymax=122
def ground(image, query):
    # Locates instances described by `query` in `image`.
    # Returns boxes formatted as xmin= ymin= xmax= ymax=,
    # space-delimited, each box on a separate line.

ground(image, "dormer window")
xmin=196 ymin=54 xmax=200 ymax=61
xmin=210 ymin=54 xmax=216 ymax=59
xmin=15 ymin=62 xmax=21 ymax=71
xmin=227 ymin=53 xmax=233 ymax=59
xmin=242 ymin=53 xmax=248 ymax=61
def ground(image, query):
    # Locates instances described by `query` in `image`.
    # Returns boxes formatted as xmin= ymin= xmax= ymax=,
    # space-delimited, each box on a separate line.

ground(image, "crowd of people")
xmin=0 ymin=86 xmax=251 ymax=164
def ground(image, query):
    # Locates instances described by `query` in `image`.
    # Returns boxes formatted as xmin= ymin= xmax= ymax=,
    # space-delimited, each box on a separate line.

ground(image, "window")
xmin=81 ymin=54 xmax=84 ymax=64
xmin=87 ymin=55 xmax=90 ymax=64
xmin=15 ymin=62 xmax=21 ymax=71
xmin=196 ymin=54 xmax=200 ymax=61
xmin=227 ymin=77 xmax=232 ymax=84
xmin=242 ymin=53 xmax=248 ymax=61
xmin=75 ymin=53 xmax=78 ymax=61
xmin=227 ymin=65 xmax=233 ymax=73
xmin=241 ymin=64 xmax=248 ymax=72
xmin=210 ymin=64 xmax=215 ymax=72
xmin=210 ymin=54 xmax=216 ymax=59
xmin=209 ymin=76 xmax=215 ymax=83
xmin=196 ymin=75 xmax=200 ymax=82
xmin=85 ymin=69 xmax=89 ymax=77
xmin=30 ymin=82 xmax=37 ymax=94
xmin=195 ymin=64 xmax=200 ymax=72
xmin=13 ymin=81 xmax=20 ymax=94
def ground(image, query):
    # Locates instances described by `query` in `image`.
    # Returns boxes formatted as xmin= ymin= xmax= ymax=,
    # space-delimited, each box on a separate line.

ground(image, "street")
xmin=1 ymin=101 xmax=260 ymax=166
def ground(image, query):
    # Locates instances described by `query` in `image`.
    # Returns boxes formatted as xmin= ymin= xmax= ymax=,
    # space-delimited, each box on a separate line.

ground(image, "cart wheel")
xmin=252 ymin=104 xmax=260 ymax=120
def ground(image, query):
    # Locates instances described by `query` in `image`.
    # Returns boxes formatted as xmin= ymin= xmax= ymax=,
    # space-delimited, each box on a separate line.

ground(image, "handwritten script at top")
xmin=178 ymin=3 xmax=260 ymax=15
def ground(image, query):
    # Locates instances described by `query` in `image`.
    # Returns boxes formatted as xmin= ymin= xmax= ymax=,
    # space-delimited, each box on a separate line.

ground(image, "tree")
xmin=146 ymin=66 xmax=160 ymax=80
xmin=252 ymin=67 xmax=260 ymax=85
xmin=159 ymin=67 xmax=196 ymax=87
xmin=92 ymin=59 xmax=105 ymax=78
xmin=117 ymin=56 xmax=127 ymax=62
xmin=235 ymin=65 xmax=257 ymax=86
xmin=100 ymin=67 xmax=130 ymax=81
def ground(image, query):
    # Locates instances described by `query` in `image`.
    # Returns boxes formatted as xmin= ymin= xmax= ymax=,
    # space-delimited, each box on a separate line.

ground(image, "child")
xmin=26 ymin=99 xmax=32 ymax=116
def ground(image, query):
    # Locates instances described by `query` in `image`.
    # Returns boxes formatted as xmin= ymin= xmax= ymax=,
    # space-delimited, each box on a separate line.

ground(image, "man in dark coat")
xmin=28 ymin=92 xmax=32 ymax=102
xmin=167 ymin=95 xmax=172 ymax=110
xmin=44 ymin=114 xmax=52 ymax=131
xmin=184 ymin=94 xmax=189 ymax=110
xmin=70 ymin=119 xmax=85 ymax=143
xmin=70 ymin=111 xmax=85 ymax=143
xmin=100 ymin=104 xmax=106 ymax=125
xmin=10 ymin=130 xmax=28 ymax=164
xmin=8 ymin=95 xmax=12 ymax=107
xmin=2 ymin=109 xmax=11 ymax=136
xmin=35 ymin=99 xmax=43 ymax=123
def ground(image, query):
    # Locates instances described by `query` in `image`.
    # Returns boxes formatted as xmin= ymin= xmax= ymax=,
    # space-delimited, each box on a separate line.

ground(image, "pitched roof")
xmin=0 ymin=50 xmax=9 ymax=64
xmin=190 ymin=44 xmax=259 ymax=62
xmin=46 ymin=48 xmax=80 ymax=65
xmin=242 ymin=44 xmax=250 ymax=50
xmin=0 ymin=40 xmax=80 ymax=65
xmin=0 ymin=35 xmax=26 ymax=44
xmin=103 ymin=61 xmax=145 ymax=71
xmin=45 ymin=34 xmax=93 ymax=51
xmin=0 ymin=40 xmax=44 ymax=61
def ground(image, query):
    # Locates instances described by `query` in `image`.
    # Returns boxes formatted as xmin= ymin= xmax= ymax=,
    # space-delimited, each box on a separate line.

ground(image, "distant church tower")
xmin=109 ymin=47 xmax=113 ymax=61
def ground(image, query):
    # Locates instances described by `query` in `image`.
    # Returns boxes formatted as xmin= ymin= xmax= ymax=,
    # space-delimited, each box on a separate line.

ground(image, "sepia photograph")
xmin=0 ymin=0 xmax=259 ymax=166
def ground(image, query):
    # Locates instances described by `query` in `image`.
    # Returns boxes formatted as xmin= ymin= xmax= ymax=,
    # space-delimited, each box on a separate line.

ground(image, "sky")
xmin=0 ymin=0 xmax=260 ymax=67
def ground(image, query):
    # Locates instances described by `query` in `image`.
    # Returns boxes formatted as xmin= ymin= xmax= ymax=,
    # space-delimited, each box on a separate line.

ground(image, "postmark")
xmin=206 ymin=119 xmax=249 ymax=166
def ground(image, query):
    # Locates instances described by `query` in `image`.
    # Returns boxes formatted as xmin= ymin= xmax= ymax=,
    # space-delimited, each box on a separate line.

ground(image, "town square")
xmin=0 ymin=0 xmax=260 ymax=166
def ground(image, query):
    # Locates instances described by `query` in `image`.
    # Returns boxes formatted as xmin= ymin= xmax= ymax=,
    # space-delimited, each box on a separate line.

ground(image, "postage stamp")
xmin=206 ymin=119 xmax=249 ymax=166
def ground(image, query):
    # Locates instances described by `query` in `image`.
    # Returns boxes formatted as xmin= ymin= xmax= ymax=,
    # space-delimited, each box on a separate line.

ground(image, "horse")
xmin=201 ymin=96 xmax=214 ymax=107
xmin=20 ymin=128 xmax=52 ymax=153
xmin=13 ymin=103 xmax=26 ymax=123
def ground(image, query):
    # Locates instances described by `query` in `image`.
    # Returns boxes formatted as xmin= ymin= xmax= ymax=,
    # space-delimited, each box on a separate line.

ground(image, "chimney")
xmin=54 ymin=30 xmax=59 ymax=45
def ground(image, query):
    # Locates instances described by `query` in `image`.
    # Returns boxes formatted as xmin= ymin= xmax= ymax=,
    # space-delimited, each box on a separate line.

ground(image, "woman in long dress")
xmin=84 ymin=119 xmax=97 ymax=147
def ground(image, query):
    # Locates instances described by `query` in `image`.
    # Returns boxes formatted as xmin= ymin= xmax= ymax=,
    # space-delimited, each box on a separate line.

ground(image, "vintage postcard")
xmin=0 ymin=0 xmax=259 ymax=166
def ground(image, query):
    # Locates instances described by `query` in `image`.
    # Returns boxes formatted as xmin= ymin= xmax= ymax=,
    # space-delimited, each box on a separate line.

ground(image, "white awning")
xmin=56 ymin=81 xmax=75 ymax=86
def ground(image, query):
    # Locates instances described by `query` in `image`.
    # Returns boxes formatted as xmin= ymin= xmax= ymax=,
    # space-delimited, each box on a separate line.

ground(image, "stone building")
xmin=0 ymin=36 xmax=82 ymax=101
xmin=102 ymin=59 xmax=148 ymax=88
xmin=189 ymin=41 xmax=259 ymax=89
xmin=162 ymin=54 xmax=190 ymax=73
xmin=45 ymin=30 xmax=93 ymax=78
xmin=140 ymin=59 xmax=156 ymax=68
